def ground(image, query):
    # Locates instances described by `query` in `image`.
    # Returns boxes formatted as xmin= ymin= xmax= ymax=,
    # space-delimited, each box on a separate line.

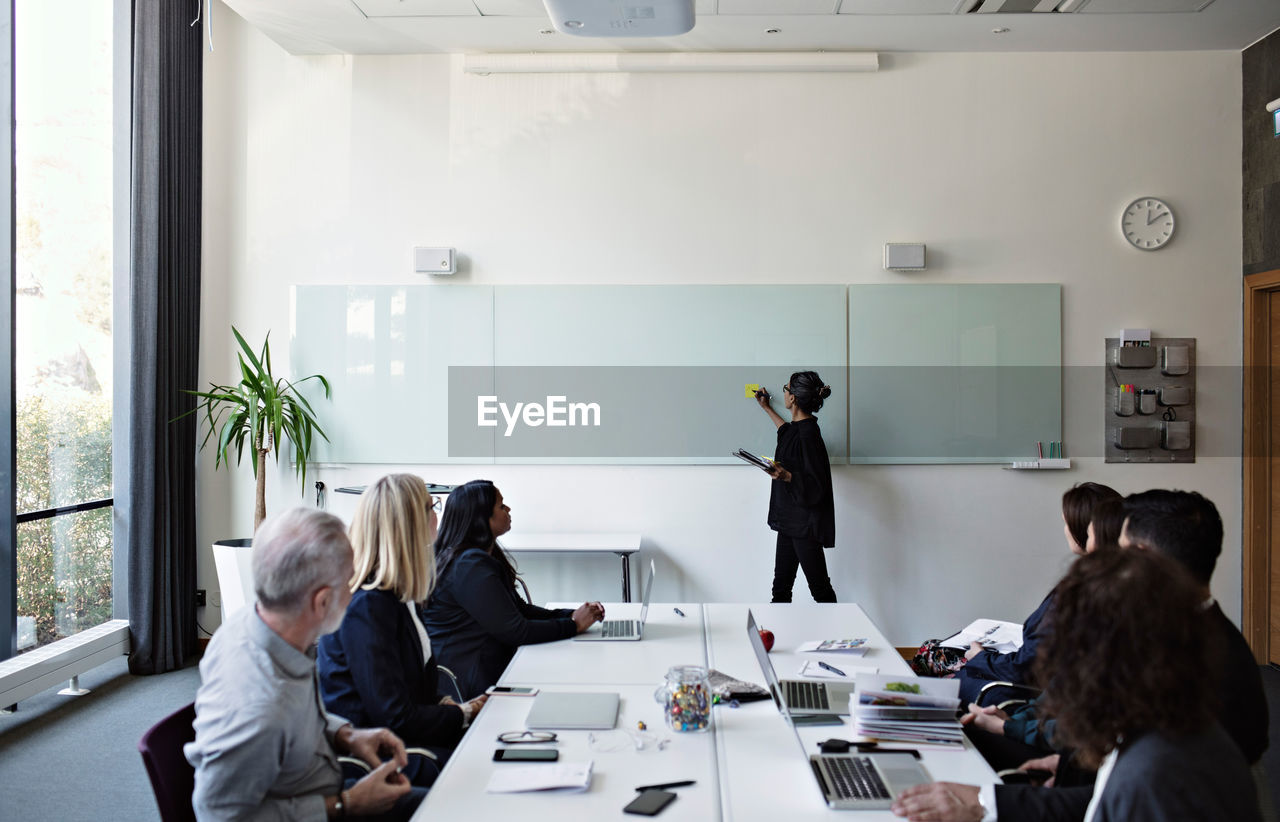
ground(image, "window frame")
xmin=0 ymin=0 xmax=131 ymax=662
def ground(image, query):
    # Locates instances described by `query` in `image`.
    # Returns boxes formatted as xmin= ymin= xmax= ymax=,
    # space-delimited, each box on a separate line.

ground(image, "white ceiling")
xmin=220 ymin=0 xmax=1280 ymax=55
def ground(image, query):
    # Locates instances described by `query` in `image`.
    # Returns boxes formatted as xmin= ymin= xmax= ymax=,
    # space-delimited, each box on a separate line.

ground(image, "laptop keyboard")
xmin=786 ymin=680 xmax=830 ymax=711
xmin=601 ymin=619 xmax=639 ymax=638
xmin=826 ymin=756 xmax=890 ymax=801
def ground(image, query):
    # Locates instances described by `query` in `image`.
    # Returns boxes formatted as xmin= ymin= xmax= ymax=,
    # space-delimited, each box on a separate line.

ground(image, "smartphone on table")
xmin=492 ymin=748 xmax=559 ymax=762
xmin=623 ymin=790 xmax=678 ymax=816
xmin=486 ymin=685 xmax=539 ymax=696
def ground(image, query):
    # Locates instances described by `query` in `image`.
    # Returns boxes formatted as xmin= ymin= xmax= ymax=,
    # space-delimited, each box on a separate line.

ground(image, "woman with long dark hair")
xmin=755 ymin=370 xmax=837 ymax=603
xmin=423 ymin=480 xmax=604 ymax=696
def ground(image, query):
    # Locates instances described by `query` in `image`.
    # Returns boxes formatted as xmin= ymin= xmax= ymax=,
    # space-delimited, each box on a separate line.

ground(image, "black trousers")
xmin=771 ymin=533 xmax=837 ymax=603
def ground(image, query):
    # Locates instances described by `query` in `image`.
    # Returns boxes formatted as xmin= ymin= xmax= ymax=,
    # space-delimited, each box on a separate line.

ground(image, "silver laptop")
xmin=525 ymin=691 xmax=620 ymax=730
xmin=746 ymin=609 xmax=855 ymax=716
xmin=573 ymin=559 xmax=655 ymax=642
xmin=784 ymin=712 xmax=932 ymax=810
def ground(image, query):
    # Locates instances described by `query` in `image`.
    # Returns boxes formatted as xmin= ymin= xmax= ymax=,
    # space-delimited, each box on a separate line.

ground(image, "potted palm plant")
xmin=188 ymin=327 xmax=331 ymax=616
xmin=190 ymin=327 xmax=332 ymax=531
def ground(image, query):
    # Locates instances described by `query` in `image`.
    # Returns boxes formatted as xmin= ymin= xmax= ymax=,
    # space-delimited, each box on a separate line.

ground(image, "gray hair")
xmin=252 ymin=507 xmax=352 ymax=614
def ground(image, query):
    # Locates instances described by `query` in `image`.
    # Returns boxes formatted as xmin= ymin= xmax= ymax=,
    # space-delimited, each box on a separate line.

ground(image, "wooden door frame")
xmin=1242 ymin=269 xmax=1280 ymax=663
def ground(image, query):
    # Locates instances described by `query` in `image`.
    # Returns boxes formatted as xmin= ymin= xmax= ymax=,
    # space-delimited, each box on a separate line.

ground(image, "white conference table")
xmin=500 ymin=601 xmax=706 ymax=686
xmin=703 ymin=604 xmax=999 ymax=822
xmin=412 ymin=602 xmax=997 ymax=821
xmin=414 ymin=683 xmax=720 ymax=821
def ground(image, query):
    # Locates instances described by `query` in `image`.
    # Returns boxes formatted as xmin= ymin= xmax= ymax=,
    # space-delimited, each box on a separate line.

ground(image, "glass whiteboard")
xmin=848 ymin=284 xmax=1061 ymax=464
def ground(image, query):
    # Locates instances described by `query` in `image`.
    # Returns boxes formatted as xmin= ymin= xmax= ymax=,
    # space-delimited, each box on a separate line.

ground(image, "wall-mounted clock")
xmin=1121 ymin=197 xmax=1175 ymax=251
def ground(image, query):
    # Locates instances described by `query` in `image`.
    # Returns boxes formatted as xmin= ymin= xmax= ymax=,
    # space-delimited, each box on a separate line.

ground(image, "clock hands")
xmin=1146 ymin=209 xmax=1166 ymax=226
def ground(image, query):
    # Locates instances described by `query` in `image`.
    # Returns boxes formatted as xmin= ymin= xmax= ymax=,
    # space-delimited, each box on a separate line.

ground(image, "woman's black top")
xmin=423 ymin=548 xmax=576 ymax=697
xmin=767 ymin=416 xmax=835 ymax=547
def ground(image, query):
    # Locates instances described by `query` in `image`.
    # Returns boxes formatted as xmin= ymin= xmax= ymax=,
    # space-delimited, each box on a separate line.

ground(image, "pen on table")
xmin=636 ymin=780 xmax=696 ymax=792
xmin=817 ymin=660 xmax=847 ymax=677
xmin=673 ymin=607 xmax=686 ymax=618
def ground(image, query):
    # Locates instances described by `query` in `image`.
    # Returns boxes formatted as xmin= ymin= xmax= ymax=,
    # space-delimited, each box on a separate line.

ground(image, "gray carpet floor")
xmin=0 ymin=654 xmax=201 ymax=821
xmin=0 ymin=655 xmax=1277 ymax=820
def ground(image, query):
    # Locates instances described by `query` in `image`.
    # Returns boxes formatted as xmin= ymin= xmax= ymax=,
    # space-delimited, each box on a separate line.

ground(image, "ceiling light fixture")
xmin=462 ymin=52 xmax=879 ymax=75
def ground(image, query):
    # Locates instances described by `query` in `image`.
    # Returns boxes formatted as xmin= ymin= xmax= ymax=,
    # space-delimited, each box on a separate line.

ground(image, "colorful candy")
xmin=658 ymin=665 xmax=712 ymax=733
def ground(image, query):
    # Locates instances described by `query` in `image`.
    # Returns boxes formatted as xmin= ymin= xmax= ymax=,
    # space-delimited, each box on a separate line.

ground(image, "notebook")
xmin=746 ymin=609 xmax=856 ymax=716
xmin=524 ymin=691 xmax=620 ymax=730
xmin=784 ymin=713 xmax=932 ymax=810
xmin=574 ymin=559 xmax=655 ymax=642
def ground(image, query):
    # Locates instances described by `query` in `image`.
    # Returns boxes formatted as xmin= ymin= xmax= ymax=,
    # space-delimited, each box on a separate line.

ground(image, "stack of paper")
xmin=485 ymin=761 xmax=594 ymax=793
xmin=798 ymin=638 xmax=870 ymax=656
xmin=939 ymin=619 xmax=1023 ymax=655
xmin=854 ymin=674 xmax=963 ymax=747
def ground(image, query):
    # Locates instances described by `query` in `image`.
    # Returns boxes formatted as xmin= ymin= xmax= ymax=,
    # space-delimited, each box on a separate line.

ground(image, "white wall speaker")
xmin=414 ymin=247 xmax=456 ymax=275
xmin=884 ymin=243 xmax=926 ymax=271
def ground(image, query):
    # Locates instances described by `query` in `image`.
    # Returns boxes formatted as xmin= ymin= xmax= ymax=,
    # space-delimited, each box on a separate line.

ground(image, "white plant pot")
xmin=212 ymin=538 xmax=255 ymax=621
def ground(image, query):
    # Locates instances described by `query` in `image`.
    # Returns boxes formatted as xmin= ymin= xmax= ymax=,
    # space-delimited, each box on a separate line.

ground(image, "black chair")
xmin=138 ymin=702 xmax=198 ymax=822
xmin=975 ymin=679 xmax=1042 ymax=712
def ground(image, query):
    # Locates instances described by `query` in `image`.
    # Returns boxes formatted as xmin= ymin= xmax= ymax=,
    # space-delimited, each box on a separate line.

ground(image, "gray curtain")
xmin=127 ymin=0 xmax=202 ymax=674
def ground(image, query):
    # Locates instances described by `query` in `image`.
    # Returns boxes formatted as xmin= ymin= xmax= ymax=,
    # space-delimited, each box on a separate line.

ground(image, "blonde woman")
xmin=318 ymin=474 xmax=486 ymax=787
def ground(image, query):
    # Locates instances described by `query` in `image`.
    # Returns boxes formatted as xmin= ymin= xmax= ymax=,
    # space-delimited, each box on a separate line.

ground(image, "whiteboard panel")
xmin=848 ymin=284 xmax=1061 ymax=464
xmin=488 ymin=286 xmax=848 ymax=463
xmin=291 ymin=285 xmax=495 ymax=464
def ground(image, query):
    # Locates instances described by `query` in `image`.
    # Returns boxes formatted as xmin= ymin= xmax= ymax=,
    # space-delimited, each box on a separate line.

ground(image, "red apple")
xmin=758 ymin=627 xmax=775 ymax=652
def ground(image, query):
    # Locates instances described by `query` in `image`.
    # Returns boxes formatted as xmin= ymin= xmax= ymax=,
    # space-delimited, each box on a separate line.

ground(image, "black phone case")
xmin=623 ymin=789 xmax=678 ymax=816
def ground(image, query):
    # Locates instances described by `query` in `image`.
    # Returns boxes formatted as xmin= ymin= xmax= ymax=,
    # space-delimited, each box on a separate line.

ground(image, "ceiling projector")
xmin=541 ymin=0 xmax=695 ymax=37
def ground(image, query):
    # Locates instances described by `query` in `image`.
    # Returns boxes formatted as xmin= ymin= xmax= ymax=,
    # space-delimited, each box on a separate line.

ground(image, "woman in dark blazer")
xmin=423 ymin=479 xmax=603 ymax=697
xmin=318 ymin=474 xmax=487 ymax=787
xmin=956 ymin=482 xmax=1120 ymax=707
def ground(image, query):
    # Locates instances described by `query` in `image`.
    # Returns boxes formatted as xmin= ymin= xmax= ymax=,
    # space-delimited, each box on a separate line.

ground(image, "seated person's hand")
xmin=345 ymin=759 xmax=413 ymax=816
xmin=891 ymin=782 xmax=984 ymax=822
xmin=960 ymin=702 xmax=1009 ymax=735
xmin=1019 ymin=753 xmax=1060 ymax=787
xmin=571 ymin=602 xmax=603 ymax=633
xmin=465 ymin=694 xmax=488 ymax=716
xmin=964 ymin=641 xmax=984 ymax=661
xmin=337 ymin=726 xmax=408 ymax=772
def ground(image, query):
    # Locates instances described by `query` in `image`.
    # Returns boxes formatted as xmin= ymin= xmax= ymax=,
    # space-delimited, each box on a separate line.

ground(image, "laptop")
xmin=525 ymin=691 xmax=620 ymax=730
xmin=784 ymin=711 xmax=932 ymax=810
xmin=746 ymin=609 xmax=855 ymax=716
xmin=573 ymin=559 xmax=655 ymax=641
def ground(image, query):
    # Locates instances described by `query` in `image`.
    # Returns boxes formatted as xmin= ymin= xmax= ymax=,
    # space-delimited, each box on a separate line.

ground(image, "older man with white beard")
xmin=186 ymin=507 xmax=425 ymax=821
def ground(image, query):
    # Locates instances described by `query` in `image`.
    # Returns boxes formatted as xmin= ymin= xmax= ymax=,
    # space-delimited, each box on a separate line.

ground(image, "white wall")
xmin=200 ymin=6 xmax=1243 ymax=643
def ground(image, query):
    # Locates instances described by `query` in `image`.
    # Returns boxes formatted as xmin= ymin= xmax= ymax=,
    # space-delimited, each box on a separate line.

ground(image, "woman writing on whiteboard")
xmin=755 ymin=371 xmax=837 ymax=603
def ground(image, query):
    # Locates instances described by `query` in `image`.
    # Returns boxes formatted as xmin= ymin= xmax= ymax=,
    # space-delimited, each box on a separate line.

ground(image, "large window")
xmin=13 ymin=0 xmax=115 ymax=653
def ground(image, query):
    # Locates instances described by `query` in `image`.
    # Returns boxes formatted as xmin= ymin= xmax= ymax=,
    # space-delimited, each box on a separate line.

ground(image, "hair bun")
xmin=819 ymin=385 xmax=832 ymax=399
